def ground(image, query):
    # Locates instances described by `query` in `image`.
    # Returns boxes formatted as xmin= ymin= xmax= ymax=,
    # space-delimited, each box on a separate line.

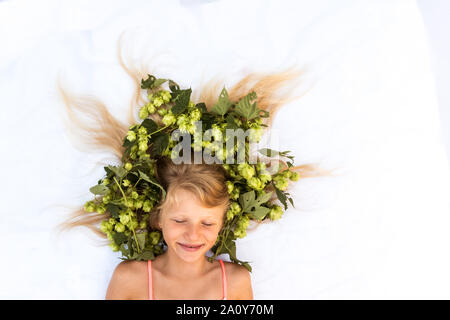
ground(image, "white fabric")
xmin=1 ymin=0 xmax=449 ymax=299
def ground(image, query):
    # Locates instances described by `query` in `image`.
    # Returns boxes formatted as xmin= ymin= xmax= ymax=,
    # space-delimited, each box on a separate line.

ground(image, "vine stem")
xmin=149 ymin=124 xmax=170 ymax=136
xmin=113 ymin=176 xmax=140 ymax=253
xmin=132 ymin=228 xmax=141 ymax=253
xmin=113 ymin=177 xmax=128 ymax=204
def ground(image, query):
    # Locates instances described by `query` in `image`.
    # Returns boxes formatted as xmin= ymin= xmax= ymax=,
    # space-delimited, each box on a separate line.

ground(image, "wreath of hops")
xmin=83 ymin=74 xmax=301 ymax=272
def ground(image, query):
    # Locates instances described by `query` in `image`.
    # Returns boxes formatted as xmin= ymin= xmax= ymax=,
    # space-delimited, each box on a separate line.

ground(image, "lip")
xmin=178 ymin=243 xmax=204 ymax=252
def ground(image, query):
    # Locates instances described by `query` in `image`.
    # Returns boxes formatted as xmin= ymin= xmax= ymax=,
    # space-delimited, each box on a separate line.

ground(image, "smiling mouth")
xmin=178 ymin=243 xmax=204 ymax=250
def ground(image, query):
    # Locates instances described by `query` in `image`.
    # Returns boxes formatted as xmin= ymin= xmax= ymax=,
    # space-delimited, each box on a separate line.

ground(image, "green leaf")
xmin=171 ymin=88 xmax=192 ymax=115
xmin=138 ymin=170 xmax=166 ymax=200
xmin=136 ymin=250 xmax=155 ymax=261
xmin=234 ymin=91 xmax=259 ymax=119
xmin=141 ymin=119 xmax=158 ymax=134
xmin=141 ymin=74 xmax=156 ymax=89
xmin=210 ymin=87 xmax=232 ymax=116
xmin=238 ymin=190 xmax=256 ymax=212
xmin=196 ymin=102 xmax=207 ymax=113
xmin=153 ymin=78 xmax=168 ymax=88
xmin=152 ymin=133 xmax=169 ymax=156
xmin=288 ymin=197 xmax=295 ymax=208
xmin=106 ymin=203 xmax=120 ymax=218
xmin=274 ymin=185 xmax=288 ymax=210
xmin=169 ymin=80 xmax=180 ymax=92
xmin=258 ymin=148 xmax=280 ymax=157
xmin=255 ymin=191 xmax=273 ymax=205
xmin=112 ymin=232 xmax=128 ymax=245
xmin=136 ymin=232 xmax=146 ymax=251
xmin=225 ymin=114 xmax=239 ymax=129
xmin=119 ymin=243 xmax=129 ymax=257
xmin=89 ymin=184 xmax=109 ymax=195
xmin=249 ymin=206 xmax=270 ymax=220
xmin=107 ymin=165 xmax=127 ymax=179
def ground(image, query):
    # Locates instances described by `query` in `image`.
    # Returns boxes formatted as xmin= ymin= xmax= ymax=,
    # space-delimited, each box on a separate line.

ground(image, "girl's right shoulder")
xmin=105 ymin=260 xmax=147 ymax=300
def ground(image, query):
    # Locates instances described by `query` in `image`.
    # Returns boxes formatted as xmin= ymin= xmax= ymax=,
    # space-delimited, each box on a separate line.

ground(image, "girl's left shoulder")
xmin=222 ymin=261 xmax=253 ymax=300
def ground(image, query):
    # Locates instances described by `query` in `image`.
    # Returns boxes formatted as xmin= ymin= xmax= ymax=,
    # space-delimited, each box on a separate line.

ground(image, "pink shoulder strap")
xmin=219 ymin=259 xmax=227 ymax=300
xmin=147 ymin=260 xmax=153 ymax=300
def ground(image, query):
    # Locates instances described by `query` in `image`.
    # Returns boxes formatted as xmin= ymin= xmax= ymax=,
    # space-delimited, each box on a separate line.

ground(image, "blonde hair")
xmin=150 ymin=154 xmax=230 ymax=231
xmin=55 ymin=32 xmax=336 ymax=241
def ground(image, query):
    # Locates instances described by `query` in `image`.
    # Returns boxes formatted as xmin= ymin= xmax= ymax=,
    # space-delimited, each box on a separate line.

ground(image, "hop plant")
xmin=238 ymin=163 xmax=255 ymax=180
xmin=268 ymin=205 xmax=283 ymax=221
xmin=162 ymin=111 xmax=176 ymax=126
xmin=234 ymin=214 xmax=250 ymax=238
xmin=83 ymin=74 xmax=303 ymax=272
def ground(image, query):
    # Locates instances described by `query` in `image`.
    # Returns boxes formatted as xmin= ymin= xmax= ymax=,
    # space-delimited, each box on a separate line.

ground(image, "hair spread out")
xmin=55 ymin=32 xmax=335 ymax=242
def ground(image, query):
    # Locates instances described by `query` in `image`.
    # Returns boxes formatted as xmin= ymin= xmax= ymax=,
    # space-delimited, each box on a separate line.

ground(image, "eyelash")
xmin=174 ymin=220 xmax=213 ymax=227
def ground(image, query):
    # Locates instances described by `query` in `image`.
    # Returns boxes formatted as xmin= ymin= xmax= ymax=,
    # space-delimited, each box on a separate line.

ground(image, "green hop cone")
xmin=138 ymin=141 xmax=148 ymax=152
xmin=100 ymin=220 xmax=110 ymax=233
xmin=282 ymin=170 xmax=292 ymax=179
xmin=97 ymin=204 xmax=106 ymax=214
xmin=84 ymin=201 xmax=96 ymax=213
xmin=138 ymin=126 xmax=147 ymax=136
xmin=230 ymin=186 xmax=240 ymax=200
xmin=248 ymin=177 xmax=263 ymax=191
xmin=150 ymin=231 xmax=161 ymax=245
xmin=273 ymin=176 xmax=289 ymax=191
xmin=269 ymin=205 xmax=283 ymax=221
xmin=109 ymin=242 xmax=120 ymax=252
xmin=226 ymin=209 xmax=235 ymax=221
xmin=102 ymin=178 xmax=110 ymax=186
xmin=131 ymin=191 xmax=139 ymax=199
xmin=189 ymin=108 xmax=201 ymax=121
xmin=115 ymin=222 xmax=125 ymax=233
xmin=124 ymin=162 xmax=133 ymax=171
xmin=256 ymin=162 xmax=266 ymax=173
xmin=162 ymin=112 xmax=176 ymax=126
xmin=238 ymin=164 xmax=255 ymax=180
xmin=153 ymin=97 xmax=164 ymax=107
xmin=234 ymin=214 xmax=250 ymax=238
xmin=290 ymin=171 xmax=300 ymax=181
xmin=126 ymin=130 xmax=136 ymax=142
xmin=161 ymin=91 xmax=172 ymax=103
xmin=147 ymin=103 xmax=156 ymax=114
xmin=139 ymin=106 xmax=149 ymax=119
xmin=119 ymin=213 xmax=130 ymax=225
xmin=157 ymin=108 xmax=168 ymax=116
xmin=226 ymin=181 xmax=234 ymax=194
xmin=139 ymin=220 xmax=147 ymax=229
xmin=259 ymin=171 xmax=272 ymax=184
xmin=230 ymin=202 xmax=242 ymax=214
xmin=129 ymin=219 xmax=139 ymax=230
xmin=122 ymin=179 xmax=131 ymax=187
xmin=143 ymin=200 xmax=153 ymax=212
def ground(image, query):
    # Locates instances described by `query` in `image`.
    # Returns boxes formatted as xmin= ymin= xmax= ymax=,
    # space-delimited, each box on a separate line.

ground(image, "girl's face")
xmin=158 ymin=189 xmax=225 ymax=262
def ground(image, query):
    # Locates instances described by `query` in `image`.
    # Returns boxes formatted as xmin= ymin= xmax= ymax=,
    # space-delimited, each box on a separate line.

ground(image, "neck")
xmin=157 ymin=247 xmax=210 ymax=281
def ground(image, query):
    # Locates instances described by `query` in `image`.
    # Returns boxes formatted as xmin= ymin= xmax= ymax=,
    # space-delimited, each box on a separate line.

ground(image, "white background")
xmin=0 ymin=0 xmax=449 ymax=299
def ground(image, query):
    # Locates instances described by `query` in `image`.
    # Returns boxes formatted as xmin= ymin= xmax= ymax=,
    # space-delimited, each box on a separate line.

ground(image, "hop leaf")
xmin=210 ymin=87 xmax=232 ymax=116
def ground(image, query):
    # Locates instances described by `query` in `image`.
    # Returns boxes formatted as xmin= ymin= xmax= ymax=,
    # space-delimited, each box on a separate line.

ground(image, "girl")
xmin=105 ymin=155 xmax=252 ymax=299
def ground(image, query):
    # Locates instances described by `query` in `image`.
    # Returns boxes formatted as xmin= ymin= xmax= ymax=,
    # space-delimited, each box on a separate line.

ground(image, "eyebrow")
xmin=171 ymin=214 xmax=218 ymax=220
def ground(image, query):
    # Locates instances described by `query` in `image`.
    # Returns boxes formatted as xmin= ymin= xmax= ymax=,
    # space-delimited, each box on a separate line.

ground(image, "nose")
xmin=185 ymin=222 xmax=201 ymax=241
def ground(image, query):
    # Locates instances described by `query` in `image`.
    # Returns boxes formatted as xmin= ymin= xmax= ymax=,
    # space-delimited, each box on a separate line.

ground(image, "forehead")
xmin=165 ymin=189 xmax=224 ymax=219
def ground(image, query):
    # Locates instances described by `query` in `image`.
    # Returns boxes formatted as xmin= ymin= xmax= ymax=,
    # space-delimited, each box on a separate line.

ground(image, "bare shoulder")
xmin=223 ymin=261 xmax=253 ymax=300
xmin=105 ymin=260 xmax=147 ymax=300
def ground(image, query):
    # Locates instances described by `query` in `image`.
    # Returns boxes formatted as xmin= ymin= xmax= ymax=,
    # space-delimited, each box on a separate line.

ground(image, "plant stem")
xmin=113 ymin=177 xmax=128 ymax=205
xmin=132 ymin=228 xmax=141 ymax=253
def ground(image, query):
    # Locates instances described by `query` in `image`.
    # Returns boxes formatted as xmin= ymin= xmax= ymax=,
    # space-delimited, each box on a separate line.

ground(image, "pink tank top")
xmin=147 ymin=259 xmax=227 ymax=300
